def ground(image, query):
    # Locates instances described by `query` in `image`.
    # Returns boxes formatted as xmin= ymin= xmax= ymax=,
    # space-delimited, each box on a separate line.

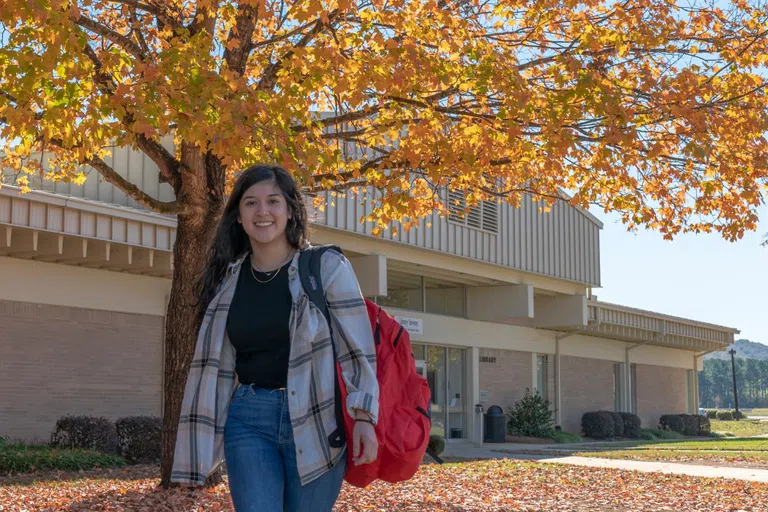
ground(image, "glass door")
xmin=447 ymin=347 xmax=466 ymax=440
xmin=426 ymin=346 xmax=446 ymax=438
xmin=411 ymin=344 xmax=465 ymax=440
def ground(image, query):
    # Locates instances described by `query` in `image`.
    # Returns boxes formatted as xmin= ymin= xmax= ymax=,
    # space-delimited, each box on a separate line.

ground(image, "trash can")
xmin=450 ymin=427 xmax=463 ymax=439
xmin=484 ymin=405 xmax=506 ymax=443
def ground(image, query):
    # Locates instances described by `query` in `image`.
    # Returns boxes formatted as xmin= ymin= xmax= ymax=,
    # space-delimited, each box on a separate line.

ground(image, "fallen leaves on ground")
xmin=2 ymin=459 xmax=768 ymax=511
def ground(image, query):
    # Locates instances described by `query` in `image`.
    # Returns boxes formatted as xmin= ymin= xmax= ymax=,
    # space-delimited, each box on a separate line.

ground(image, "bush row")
xmin=581 ymin=411 xmax=642 ymax=439
xmin=50 ymin=415 xmax=161 ymax=463
xmin=658 ymin=414 xmax=710 ymax=436
xmin=704 ymin=409 xmax=746 ymax=420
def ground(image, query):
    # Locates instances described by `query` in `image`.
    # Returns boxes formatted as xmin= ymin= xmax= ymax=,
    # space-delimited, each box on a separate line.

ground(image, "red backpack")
xmin=299 ymin=245 xmax=439 ymax=488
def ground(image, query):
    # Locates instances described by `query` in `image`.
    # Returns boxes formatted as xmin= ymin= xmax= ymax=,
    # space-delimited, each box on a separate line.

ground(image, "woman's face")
xmin=237 ymin=180 xmax=292 ymax=247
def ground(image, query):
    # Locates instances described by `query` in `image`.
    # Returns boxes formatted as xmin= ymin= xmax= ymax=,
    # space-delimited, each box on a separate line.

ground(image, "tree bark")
xmin=160 ymin=148 xmax=224 ymax=488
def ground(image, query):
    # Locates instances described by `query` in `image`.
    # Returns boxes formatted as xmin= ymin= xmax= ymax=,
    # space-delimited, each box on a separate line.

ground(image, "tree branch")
xmin=107 ymin=0 xmax=183 ymax=30
xmin=73 ymin=14 xmax=147 ymax=61
xmin=257 ymin=10 xmax=339 ymax=91
xmin=79 ymin=40 xmax=182 ymax=191
xmin=188 ymin=0 xmax=220 ymax=37
xmin=88 ymin=155 xmax=183 ymax=214
xmin=223 ymin=4 xmax=258 ymax=75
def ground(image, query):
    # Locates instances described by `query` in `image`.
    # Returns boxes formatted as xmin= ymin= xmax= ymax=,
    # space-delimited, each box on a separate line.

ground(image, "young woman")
xmin=171 ymin=165 xmax=379 ymax=512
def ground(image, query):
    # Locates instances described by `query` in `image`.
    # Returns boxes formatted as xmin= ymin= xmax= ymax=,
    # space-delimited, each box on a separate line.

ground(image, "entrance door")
xmin=415 ymin=359 xmax=427 ymax=378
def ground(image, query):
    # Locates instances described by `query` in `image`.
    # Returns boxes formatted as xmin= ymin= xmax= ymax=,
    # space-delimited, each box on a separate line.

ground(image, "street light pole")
xmin=729 ymin=348 xmax=740 ymax=420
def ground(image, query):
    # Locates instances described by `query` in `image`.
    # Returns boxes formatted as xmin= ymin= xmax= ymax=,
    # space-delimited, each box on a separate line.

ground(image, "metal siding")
xmin=127 ymin=221 xmax=141 ymax=245
xmin=96 ymin=215 xmax=111 ymax=239
xmin=5 ymin=143 xmax=602 ymax=285
xmin=12 ymin=199 xmax=29 ymax=225
xmin=81 ymin=213 xmax=96 ymax=238
xmin=47 ymin=206 xmax=63 ymax=232
xmin=29 ymin=203 xmax=46 ymax=229
xmin=112 ymin=219 xmax=127 ymax=243
xmin=0 ymin=196 xmax=10 ymax=223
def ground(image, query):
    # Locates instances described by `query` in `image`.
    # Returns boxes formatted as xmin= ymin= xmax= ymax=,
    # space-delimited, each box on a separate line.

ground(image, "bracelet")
xmin=355 ymin=418 xmax=375 ymax=426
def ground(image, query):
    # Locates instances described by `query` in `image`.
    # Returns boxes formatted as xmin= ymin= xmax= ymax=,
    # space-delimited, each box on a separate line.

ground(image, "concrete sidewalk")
xmin=441 ymin=442 xmax=768 ymax=483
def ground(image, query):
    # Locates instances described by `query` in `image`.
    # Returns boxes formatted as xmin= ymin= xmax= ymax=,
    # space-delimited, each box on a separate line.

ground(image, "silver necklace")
xmin=249 ymin=251 xmax=294 ymax=284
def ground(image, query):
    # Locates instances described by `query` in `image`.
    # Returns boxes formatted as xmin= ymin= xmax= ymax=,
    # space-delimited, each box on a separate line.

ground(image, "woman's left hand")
xmin=352 ymin=420 xmax=378 ymax=466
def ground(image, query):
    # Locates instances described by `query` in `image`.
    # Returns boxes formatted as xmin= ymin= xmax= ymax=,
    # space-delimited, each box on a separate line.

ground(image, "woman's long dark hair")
xmin=197 ymin=164 xmax=308 ymax=319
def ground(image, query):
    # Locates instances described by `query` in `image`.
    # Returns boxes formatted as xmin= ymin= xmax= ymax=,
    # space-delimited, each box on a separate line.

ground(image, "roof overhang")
xmin=0 ymin=186 xmax=175 ymax=278
xmin=553 ymin=300 xmax=738 ymax=353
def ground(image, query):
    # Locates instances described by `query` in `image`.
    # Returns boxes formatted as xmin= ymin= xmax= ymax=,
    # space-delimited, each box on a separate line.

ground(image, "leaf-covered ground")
xmin=2 ymin=459 xmax=768 ymax=511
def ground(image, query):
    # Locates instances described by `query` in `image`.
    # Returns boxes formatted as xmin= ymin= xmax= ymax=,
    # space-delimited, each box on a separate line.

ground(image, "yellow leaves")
xmin=226 ymin=38 xmax=241 ymax=52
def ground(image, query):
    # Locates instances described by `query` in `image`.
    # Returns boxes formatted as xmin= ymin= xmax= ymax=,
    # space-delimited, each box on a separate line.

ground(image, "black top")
xmin=226 ymin=259 xmax=292 ymax=388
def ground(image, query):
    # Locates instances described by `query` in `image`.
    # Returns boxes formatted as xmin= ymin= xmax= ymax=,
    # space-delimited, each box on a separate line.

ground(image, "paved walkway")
xmin=441 ymin=442 xmax=768 ymax=483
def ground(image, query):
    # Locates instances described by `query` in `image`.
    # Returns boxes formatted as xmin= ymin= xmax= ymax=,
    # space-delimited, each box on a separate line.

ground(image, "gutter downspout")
xmin=555 ymin=332 xmax=577 ymax=428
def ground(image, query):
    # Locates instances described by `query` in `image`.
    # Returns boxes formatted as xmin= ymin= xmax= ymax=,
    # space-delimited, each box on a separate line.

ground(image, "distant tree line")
xmin=699 ymin=358 xmax=768 ymax=409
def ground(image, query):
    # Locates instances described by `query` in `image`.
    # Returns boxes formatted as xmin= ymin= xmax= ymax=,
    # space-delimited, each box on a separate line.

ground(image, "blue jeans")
xmin=224 ymin=385 xmax=346 ymax=512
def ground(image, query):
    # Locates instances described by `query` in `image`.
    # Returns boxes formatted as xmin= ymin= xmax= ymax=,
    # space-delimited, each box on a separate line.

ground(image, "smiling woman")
xmin=172 ymin=164 xmax=380 ymax=512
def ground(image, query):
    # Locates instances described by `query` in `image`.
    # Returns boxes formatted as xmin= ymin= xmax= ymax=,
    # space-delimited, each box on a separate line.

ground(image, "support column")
xmin=467 ymin=347 xmax=481 ymax=446
xmin=624 ymin=348 xmax=631 ymax=413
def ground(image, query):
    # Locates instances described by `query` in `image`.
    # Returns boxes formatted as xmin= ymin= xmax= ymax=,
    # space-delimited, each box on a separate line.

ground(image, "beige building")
xmin=0 ymin=147 xmax=737 ymax=443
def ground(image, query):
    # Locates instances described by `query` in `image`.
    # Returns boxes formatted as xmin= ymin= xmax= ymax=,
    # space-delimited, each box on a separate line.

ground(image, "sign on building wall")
xmin=394 ymin=315 xmax=423 ymax=335
xmin=479 ymin=390 xmax=489 ymax=403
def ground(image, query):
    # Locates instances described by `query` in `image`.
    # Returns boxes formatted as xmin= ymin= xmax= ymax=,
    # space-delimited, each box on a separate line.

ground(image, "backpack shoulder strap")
xmin=298 ymin=244 xmax=347 ymax=449
xmin=298 ymin=245 xmax=343 ymax=325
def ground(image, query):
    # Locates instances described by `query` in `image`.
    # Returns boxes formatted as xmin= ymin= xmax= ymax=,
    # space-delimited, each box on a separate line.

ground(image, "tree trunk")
xmin=160 ymin=147 xmax=224 ymax=488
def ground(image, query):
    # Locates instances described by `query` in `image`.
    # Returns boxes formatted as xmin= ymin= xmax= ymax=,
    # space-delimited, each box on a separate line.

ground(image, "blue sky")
xmin=593 ymin=205 xmax=768 ymax=345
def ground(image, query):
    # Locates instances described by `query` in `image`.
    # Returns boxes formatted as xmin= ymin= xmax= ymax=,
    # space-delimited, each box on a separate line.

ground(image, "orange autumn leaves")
xmin=2 ymin=460 xmax=768 ymax=511
xmin=1 ymin=0 xmax=767 ymax=239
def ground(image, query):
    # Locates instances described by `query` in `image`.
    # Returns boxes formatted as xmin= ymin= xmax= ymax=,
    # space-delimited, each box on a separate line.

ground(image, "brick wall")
xmin=559 ymin=355 xmax=615 ymax=433
xmin=636 ymin=364 xmax=688 ymax=430
xmin=0 ymin=299 xmax=164 ymax=442
xmin=478 ymin=348 xmax=532 ymax=413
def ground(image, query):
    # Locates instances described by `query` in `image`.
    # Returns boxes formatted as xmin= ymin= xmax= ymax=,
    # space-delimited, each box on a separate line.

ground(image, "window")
xmin=535 ymin=354 xmax=548 ymax=399
xmin=447 ymin=190 xmax=499 ymax=233
xmin=378 ymin=270 xmax=423 ymax=311
xmin=424 ymin=277 xmax=465 ymax=318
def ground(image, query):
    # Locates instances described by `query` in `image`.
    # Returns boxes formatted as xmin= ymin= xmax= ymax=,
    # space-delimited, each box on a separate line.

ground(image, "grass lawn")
xmin=0 ymin=442 xmax=125 ymax=474
xmin=2 ymin=460 xmax=768 ymax=511
xmin=573 ymin=437 xmax=768 ymax=467
xmin=710 ymin=419 xmax=768 ymax=437
xmin=750 ymin=408 xmax=768 ymax=416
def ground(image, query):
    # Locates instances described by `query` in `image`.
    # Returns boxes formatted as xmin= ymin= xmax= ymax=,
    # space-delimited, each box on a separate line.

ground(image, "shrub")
xmin=697 ymin=415 xmax=711 ymax=435
xmin=681 ymin=414 xmax=699 ymax=436
xmin=0 ymin=444 xmax=124 ymax=473
xmin=506 ymin=389 xmax=555 ymax=438
xmin=115 ymin=416 xmax=161 ymax=463
xmin=50 ymin=416 xmax=119 ymax=455
xmin=659 ymin=414 xmax=687 ymax=434
xmin=607 ymin=412 xmax=625 ymax=438
xmin=716 ymin=410 xmax=734 ymax=421
xmin=705 ymin=409 xmax=718 ymax=419
xmin=581 ymin=411 xmax=615 ymax=439
xmin=427 ymin=435 xmax=445 ymax=456
xmin=618 ymin=413 xmax=642 ymax=439
xmin=733 ymin=410 xmax=746 ymax=420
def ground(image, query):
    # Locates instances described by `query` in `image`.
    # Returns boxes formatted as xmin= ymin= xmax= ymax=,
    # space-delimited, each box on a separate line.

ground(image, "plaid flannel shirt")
xmin=171 ymin=247 xmax=379 ymax=486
